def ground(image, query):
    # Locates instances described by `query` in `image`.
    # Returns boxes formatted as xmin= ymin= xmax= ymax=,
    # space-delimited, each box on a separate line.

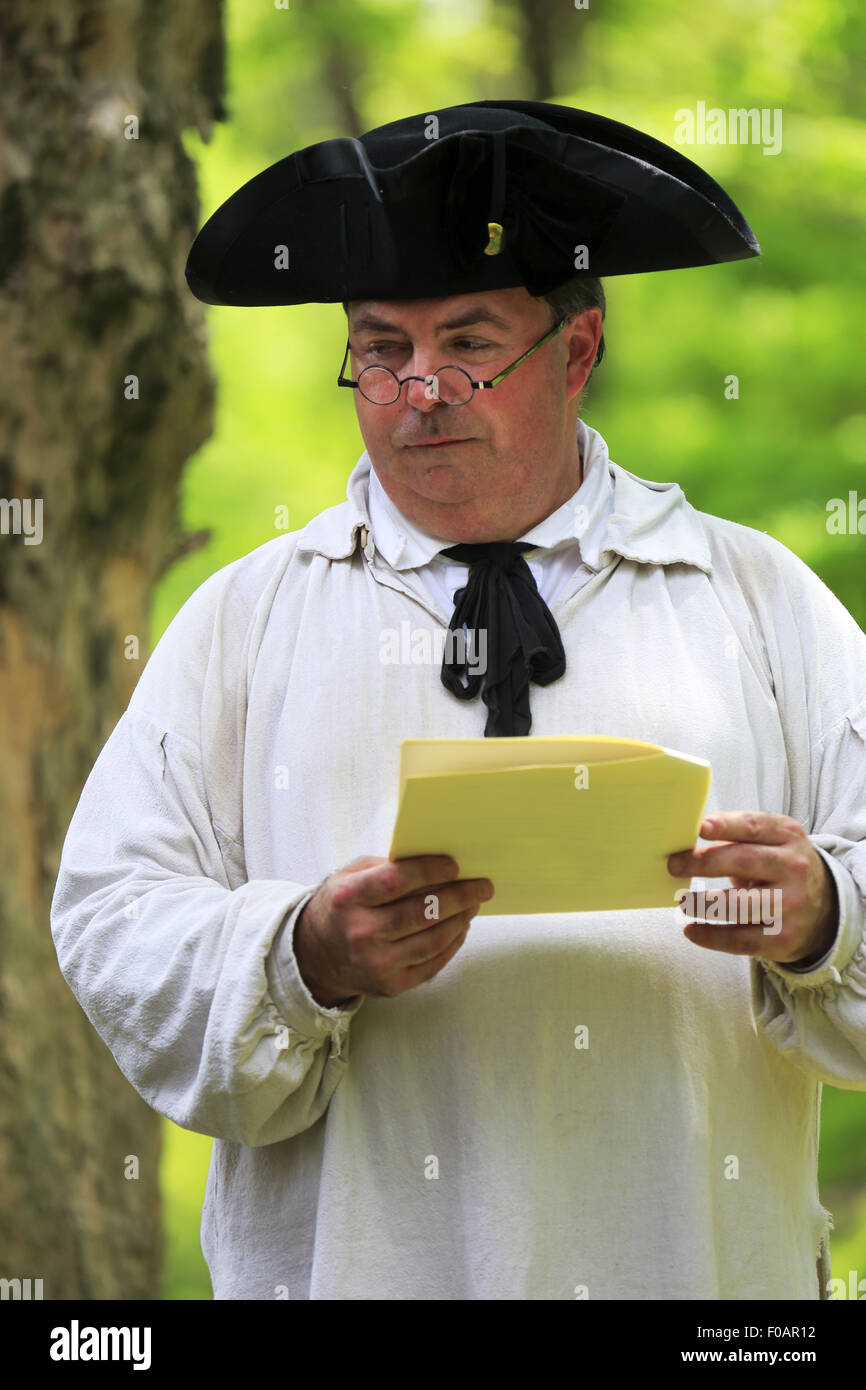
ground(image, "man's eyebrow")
xmin=349 ymin=306 xmax=513 ymax=336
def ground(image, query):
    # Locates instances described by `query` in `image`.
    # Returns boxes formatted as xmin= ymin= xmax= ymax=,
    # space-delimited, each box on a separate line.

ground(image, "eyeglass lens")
xmin=357 ymin=365 xmax=475 ymax=405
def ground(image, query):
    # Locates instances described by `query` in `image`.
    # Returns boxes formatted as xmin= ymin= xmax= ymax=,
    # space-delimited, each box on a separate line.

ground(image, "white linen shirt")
xmin=50 ymin=420 xmax=866 ymax=1300
xmin=367 ymin=418 xmax=615 ymax=616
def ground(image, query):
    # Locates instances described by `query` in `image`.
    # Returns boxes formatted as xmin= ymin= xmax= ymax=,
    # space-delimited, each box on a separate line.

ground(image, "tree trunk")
xmin=0 ymin=0 xmax=225 ymax=1298
xmin=511 ymin=0 xmax=591 ymax=100
xmin=513 ymin=0 xmax=556 ymax=99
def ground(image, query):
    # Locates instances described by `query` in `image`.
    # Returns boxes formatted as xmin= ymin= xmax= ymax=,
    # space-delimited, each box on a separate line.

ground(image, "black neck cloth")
xmin=439 ymin=541 xmax=566 ymax=737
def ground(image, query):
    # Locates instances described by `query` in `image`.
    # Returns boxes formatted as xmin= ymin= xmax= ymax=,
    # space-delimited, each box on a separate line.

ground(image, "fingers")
xmin=388 ymin=878 xmax=494 ymax=942
xmin=669 ymin=812 xmax=805 ymax=881
xmin=336 ymin=857 xmax=493 ymax=927
xmin=322 ymin=855 xmax=494 ymax=997
xmin=338 ymin=855 xmax=460 ymax=909
xmin=385 ymin=904 xmax=478 ymax=981
xmin=402 ymin=914 xmax=475 ymax=986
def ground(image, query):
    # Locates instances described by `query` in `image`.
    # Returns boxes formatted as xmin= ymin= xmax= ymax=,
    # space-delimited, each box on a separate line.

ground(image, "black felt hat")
xmin=185 ymin=98 xmax=760 ymax=307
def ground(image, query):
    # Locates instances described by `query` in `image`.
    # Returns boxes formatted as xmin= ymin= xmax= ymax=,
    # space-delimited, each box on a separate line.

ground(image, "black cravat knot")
xmin=439 ymin=540 xmax=566 ymax=737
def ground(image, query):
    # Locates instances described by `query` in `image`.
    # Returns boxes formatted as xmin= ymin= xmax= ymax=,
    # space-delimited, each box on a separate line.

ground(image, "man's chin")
xmin=403 ymin=458 xmax=477 ymax=504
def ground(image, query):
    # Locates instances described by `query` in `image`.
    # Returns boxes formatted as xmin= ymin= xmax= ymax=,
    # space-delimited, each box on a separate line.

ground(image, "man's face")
xmin=345 ymin=286 xmax=601 ymax=542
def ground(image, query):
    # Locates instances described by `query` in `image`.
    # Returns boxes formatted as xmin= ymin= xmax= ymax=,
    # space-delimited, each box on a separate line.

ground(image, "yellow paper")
xmin=388 ymin=736 xmax=712 ymax=915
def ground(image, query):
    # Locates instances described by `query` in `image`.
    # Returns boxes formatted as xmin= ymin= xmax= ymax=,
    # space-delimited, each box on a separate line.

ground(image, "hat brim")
xmin=186 ymin=100 xmax=760 ymax=306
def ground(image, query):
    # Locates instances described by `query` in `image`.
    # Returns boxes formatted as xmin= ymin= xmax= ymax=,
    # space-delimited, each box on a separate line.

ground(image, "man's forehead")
xmin=347 ymin=288 xmax=535 ymax=333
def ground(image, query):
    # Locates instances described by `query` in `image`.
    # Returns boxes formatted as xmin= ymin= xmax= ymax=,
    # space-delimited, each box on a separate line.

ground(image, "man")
xmin=50 ymin=101 xmax=866 ymax=1300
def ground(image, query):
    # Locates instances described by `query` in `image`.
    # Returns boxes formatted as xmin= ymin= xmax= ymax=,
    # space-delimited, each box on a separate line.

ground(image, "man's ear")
xmin=563 ymin=309 xmax=601 ymax=399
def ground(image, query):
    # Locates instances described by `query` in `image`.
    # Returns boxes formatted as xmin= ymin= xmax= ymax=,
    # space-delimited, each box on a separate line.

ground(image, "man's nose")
xmin=403 ymin=373 xmax=444 ymax=410
xmin=401 ymin=348 xmax=446 ymax=410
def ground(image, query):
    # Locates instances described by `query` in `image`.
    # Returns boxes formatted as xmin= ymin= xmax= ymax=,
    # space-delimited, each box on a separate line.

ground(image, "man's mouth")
xmin=407 ymin=438 xmax=469 ymax=448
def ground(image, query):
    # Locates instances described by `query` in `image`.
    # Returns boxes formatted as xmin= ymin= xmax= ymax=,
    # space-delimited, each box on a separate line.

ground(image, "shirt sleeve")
xmin=49 ymin=557 xmax=365 ymax=1148
xmin=746 ymin=537 xmax=866 ymax=1089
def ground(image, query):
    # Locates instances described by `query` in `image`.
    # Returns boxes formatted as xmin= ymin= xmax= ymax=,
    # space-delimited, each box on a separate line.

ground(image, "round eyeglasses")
xmin=337 ymin=318 xmax=566 ymax=405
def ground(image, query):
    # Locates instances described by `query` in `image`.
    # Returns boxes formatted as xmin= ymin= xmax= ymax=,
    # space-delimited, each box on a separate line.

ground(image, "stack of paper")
xmin=388 ymin=736 xmax=712 ymax=915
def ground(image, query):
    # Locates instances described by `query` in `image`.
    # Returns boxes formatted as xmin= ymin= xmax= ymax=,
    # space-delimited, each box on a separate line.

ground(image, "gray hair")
xmin=537 ymin=275 xmax=606 ymax=382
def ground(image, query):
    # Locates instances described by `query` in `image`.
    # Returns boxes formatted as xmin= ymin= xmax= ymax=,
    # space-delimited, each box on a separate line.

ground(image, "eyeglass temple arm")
xmin=337 ymin=339 xmax=353 ymax=386
xmin=477 ymin=319 xmax=566 ymax=388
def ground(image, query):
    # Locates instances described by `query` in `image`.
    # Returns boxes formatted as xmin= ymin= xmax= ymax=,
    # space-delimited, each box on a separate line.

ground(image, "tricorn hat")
xmin=185 ymin=98 xmax=760 ymax=307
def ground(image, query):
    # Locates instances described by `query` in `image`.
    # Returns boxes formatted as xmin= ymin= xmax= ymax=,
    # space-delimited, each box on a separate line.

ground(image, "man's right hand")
xmin=293 ymin=855 xmax=495 ymax=1007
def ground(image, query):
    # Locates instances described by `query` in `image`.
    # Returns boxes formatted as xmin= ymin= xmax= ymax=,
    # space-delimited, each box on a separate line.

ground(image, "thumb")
xmin=338 ymin=854 xmax=390 ymax=874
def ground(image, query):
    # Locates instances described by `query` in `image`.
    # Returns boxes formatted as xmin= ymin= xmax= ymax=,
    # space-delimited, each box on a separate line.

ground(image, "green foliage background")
xmin=155 ymin=0 xmax=866 ymax=1298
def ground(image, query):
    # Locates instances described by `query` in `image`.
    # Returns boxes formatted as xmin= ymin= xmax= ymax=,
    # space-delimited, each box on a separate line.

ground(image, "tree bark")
xmin=0 ymin=0 xmax=225 ymax=1298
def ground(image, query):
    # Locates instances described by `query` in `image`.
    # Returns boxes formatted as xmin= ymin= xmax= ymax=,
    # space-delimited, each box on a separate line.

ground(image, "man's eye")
xmin=364 ymin=339 xmax=489 ymax=356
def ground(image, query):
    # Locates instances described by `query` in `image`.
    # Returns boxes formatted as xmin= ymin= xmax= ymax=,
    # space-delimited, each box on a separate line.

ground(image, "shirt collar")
xmin=296 ymin=419 xmax=713 ymax=575
xmin=368 ymin=419 xmax=614 ymax=571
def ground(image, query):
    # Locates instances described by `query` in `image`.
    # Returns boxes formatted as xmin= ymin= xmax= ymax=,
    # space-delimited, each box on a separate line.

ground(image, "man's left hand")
xmin=667 ymin=811 xmax=839 ymax=966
